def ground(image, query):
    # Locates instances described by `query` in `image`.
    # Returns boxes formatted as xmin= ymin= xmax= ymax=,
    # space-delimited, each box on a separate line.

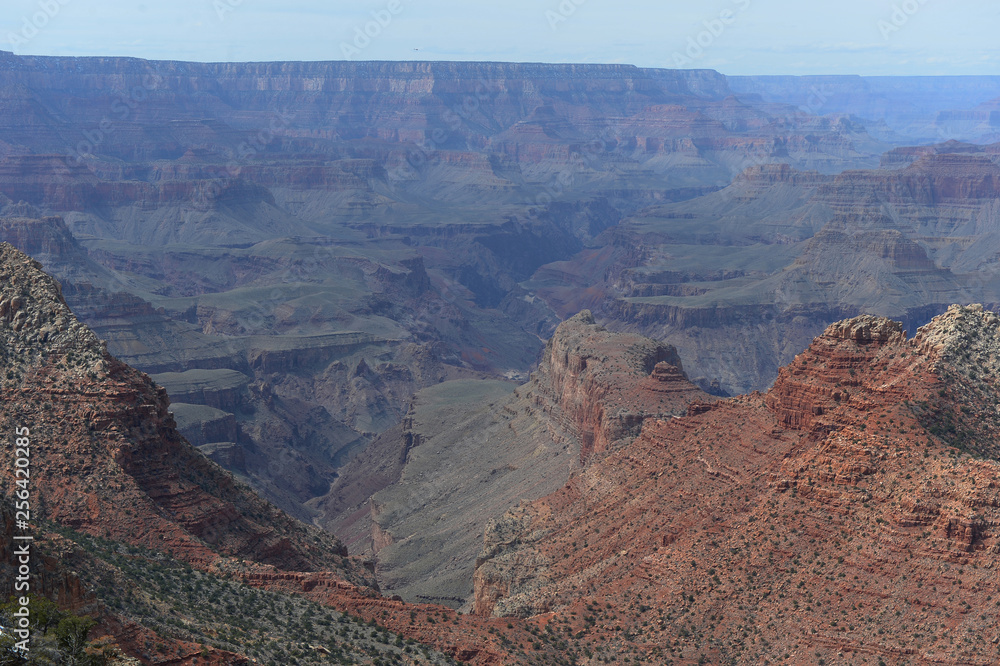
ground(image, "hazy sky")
xmin=2 ymin=0 xmax=998 ymax=75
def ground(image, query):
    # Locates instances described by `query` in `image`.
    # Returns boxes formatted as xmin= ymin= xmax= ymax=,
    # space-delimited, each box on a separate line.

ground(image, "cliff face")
xmin=317 ymin=312 xmax=710 ymax=610
xmin=0 ymin=214 xmax=525 ymax=524
xmin=0 ymin=497 xmax=92 ymax=613
xmin=0 ymin=242 xmax=644 ymax=665
xmin=531 ymin=310 xmax=707 ymax=460
xmin=473 ymin=305 xmax=1000 ymax=664
xmin=0 ymin=53 xmax=900 ymax=532
xmin=0 ymin=242 xmax=365 ymax=573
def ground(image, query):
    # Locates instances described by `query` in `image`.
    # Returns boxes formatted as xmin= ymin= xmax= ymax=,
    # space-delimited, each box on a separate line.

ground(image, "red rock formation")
xmin=473 ymin=306 xmax=1000 ymax=664
xmin=0 ymin=243 xmax=378 ymax=653
xmin=765 ymin=314 xmax=907 ymax=430
xmin=531 ymin=310 xmax=711 ymax=460
xmin=0 ymin=500 xmax=91 ymax=613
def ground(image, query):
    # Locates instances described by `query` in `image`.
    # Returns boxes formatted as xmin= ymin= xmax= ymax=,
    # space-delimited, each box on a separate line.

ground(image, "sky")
xmin=2 ymin=0 xmax=999 ymax=76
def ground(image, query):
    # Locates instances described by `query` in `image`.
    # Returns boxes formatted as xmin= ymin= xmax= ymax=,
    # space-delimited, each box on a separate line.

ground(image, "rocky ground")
xmin=474 ymin=306 xmax=1000 ymax=664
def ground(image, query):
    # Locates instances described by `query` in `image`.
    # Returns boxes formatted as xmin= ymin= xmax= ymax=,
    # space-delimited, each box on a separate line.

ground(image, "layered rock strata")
xmin=474 ymin=306 xmax=1000 ymax=665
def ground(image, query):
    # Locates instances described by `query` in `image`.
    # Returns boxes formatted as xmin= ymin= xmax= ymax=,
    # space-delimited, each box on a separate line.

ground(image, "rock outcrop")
xmin=0 ymin=243 xmax=357 ymax=573
xmin=535 ymin=140 xmax=1000 ymax=395
xmin=531 ymin=310 xmax=708 ymax=460
xmin=318 ymin=312 xmax=710 ymax=611
xmin=473 ymin=306 xmax=1000 ymax=665
xmin=0 ymin=52 xmax=919 ymax=539
xmin=0 ymin=243 xmax=392 ymax=659
xmin=0 ymin=496 xmax=92 ymax=613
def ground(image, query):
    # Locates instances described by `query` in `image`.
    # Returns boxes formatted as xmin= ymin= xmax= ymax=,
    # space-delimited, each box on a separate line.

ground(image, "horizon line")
xmin=3 ymin=50 xmax=1000 ymax=79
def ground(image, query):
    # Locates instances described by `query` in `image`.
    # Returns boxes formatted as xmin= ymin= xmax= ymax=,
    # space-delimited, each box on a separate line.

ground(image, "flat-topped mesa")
xmin=651 ymin=360 xmax=685 ymax=382
xmin=879 ymin=140 xmax=985 ymax=169
xmin=0 ymin=216 xmax=86 ymax=262
xmin=533 ymin=309 xmax=710 ymax=459
xmin=823 ymin=151 xmax=1000 ymax=206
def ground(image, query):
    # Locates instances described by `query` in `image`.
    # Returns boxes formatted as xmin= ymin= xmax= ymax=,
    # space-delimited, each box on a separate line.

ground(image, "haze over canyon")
xmin=2 ymin=50 xmax=1000 ymax=665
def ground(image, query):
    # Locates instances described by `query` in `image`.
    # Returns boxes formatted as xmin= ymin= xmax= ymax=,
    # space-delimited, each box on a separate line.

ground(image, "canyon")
xmin=2 ymin=55 xmax=999 ymax=524
xmin=0 ymin=241 xmax=572 ymax=664
xmin=3 ymin=52 xmax=1000 ymax=664
xmin=5 ymin=240 xmax=1000 ymax=664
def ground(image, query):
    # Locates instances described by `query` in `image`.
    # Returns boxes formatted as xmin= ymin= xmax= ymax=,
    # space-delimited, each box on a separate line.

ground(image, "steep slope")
xmin=474 ymin=306 xmax=1000 ymax=664
xmin=0 ymin=215 xmax=520 ymax=523
xmin=0 ymin=241 xmax=667 ymax=665
xmin=319 ymin=311 xmax=711 ymax=608
xmin=0 ymin=241 xmax=362 ymax=574
xmin=0 ymin=54 xmax=902 ymax=528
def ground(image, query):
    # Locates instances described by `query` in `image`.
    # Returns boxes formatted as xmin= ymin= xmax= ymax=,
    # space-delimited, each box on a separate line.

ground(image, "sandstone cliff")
xmin=474 ymin=305 xmax=1000 ymax=665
